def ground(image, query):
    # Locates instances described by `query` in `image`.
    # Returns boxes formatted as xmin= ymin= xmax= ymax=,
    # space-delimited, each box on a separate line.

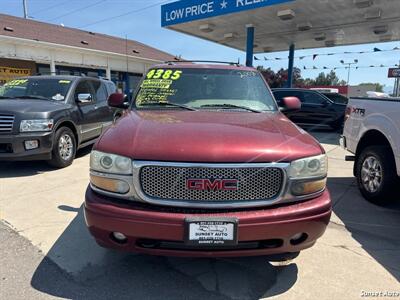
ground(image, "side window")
xmin=91 ymin=80 xmax=108 ymax=103
xmin=74 ymin=80 xmax=94 ymax=103
xmin=273 ymin=91 xmax=285 ymax=102
xmin=302 ymin=92 xmax=325 ymax=105
xmin=105 ymin=82 xmax=117 ymax=96
xmin=273 ymin=91 xmax=292 ymax=105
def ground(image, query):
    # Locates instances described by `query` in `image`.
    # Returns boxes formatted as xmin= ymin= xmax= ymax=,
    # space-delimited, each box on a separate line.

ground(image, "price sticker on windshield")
xmin=6 ymin=79 xmax=28 ymax=86
xmin=146 ymin=69 xmax=182 ymax=80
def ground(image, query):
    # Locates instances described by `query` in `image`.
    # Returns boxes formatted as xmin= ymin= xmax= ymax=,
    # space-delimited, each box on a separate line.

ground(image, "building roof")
xmin=0 ymin=13 xmax=177 ymax=62
xmin=162 ymin=0 xmax=400 ymax=53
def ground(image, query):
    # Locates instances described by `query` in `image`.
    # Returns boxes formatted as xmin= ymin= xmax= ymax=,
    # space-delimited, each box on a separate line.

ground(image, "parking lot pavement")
xmin=1 ymin=131 xmax=399 ymax=300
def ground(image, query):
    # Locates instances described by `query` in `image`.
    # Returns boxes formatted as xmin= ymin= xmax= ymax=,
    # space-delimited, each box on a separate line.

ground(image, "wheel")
xmin=48 ymin=127 xmax=76 ymax=168
xmin=355 ymin=146 xmax=398 ymax=205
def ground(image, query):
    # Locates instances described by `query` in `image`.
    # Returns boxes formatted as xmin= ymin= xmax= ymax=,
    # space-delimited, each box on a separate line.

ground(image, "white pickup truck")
xmin=341 ymin=97 xmax=400 ymax=205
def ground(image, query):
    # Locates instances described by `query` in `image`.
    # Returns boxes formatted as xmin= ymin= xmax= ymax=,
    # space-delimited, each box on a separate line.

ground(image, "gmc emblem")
xmin=186 ymin=179 xmax=239 ymax=191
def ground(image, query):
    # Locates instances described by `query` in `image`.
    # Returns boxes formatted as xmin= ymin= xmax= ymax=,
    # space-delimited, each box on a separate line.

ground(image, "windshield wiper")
xmin=140 ymin=102 xmax=197 ymax=111
xmin=14 ymin=95 xmax=50 ymax=100
xmin=199 ymin=104 xmax=262 ymax=113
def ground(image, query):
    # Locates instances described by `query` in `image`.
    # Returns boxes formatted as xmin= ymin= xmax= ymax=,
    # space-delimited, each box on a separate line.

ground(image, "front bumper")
xmin=84 ymin=186 xmax=332 ymax=257
xmin=0 ymin=132 xmax=53 ymax=161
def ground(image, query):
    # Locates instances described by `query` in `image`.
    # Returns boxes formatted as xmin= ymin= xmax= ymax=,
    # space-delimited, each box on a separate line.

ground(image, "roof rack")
xmin=164 ymin=60 xmax=242 ymax=66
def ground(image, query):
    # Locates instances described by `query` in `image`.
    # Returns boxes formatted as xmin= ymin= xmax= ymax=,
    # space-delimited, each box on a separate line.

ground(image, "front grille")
xmin=140 ymin=166 xmax=284 ymax=202
xmin=0 ymin=114 xmax=15 ymax=133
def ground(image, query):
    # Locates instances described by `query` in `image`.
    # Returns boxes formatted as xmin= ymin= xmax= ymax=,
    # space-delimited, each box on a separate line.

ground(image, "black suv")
xmin=0 ymin=75 xmax=118 ymax=167
xmin=272 ymin=88 xmax=346 ymax=130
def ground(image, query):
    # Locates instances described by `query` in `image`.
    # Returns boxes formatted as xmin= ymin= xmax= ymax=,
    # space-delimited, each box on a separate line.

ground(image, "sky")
xmin=1 ymin=0 xmax=399 ymax=91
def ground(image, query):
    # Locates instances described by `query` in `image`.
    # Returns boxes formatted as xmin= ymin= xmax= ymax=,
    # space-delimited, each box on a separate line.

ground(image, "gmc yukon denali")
xmin=341 ymin=96 xmax=400 ymax=205
xmin=85 ymin=63 xmax=332 ymax=258
xmin=0 ymin=75 xmax=117 ymax=167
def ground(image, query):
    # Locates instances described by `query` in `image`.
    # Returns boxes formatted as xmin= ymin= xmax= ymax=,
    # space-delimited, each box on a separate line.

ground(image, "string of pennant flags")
xmin=299 ymin=64 xmax=400 ymax=71
xmin=254 ymin=46 xmax=400 ymax=62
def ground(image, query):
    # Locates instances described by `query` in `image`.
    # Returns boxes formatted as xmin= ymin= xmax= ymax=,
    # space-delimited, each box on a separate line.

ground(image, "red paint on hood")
xmin=96 ymin=110 xmax=324 ymax=163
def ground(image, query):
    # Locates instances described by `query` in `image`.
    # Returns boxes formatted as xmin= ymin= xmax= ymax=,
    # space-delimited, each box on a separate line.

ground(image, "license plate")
xmin=185 ymin=217 xmax=238 ymax=246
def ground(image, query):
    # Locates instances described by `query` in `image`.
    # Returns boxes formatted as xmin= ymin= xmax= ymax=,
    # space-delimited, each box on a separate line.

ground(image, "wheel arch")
xmin=354 ymin=130 xmax=396 ymax=176
xmin=54 ymin=120 xmax=80 ymax=146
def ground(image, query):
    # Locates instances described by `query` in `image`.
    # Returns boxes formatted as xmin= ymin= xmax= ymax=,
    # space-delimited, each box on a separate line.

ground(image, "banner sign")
xmin=388 ymin=68 xmax=400 ymax=78
xmin=0 ymin=66 xmax=31 ymax=85
xmin=161 ymin=0 xmax=294 ymax=27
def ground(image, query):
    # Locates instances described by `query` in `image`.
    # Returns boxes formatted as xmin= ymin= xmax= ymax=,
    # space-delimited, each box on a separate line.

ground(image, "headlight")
xmin=289 ymin=154 xmax=328 ymax=179
xmin=90 ymin=150 xmax=132 ymax=174
xmin=20 ymin=119 xmax=54 ymax=132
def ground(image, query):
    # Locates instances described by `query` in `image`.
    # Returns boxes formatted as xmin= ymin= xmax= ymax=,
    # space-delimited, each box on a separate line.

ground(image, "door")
xmin=300 ymin=91 xmax=335 ymax=125
xmin=74 ymin=80 xmax=102 ymax=141
xmin=89 ymin=80 xmax=115 ymax=132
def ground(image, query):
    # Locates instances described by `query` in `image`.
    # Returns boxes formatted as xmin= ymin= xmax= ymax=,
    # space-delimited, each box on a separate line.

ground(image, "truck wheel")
xmin=48 ymin=127 xmax=76 ymax=168
xmin=356 ymin=146 xmax=397 ymax=205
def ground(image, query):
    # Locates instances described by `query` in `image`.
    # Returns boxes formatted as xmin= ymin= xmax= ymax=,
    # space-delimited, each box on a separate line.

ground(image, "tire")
xmin=355 ymin=146 xmax=398 ymax=205
xmin=48 ymin=127 xmax=76 ymax=168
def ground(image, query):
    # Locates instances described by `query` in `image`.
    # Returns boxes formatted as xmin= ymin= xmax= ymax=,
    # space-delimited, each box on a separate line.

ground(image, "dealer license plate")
xmin=185 ymin=218 xmax=238 ymax=246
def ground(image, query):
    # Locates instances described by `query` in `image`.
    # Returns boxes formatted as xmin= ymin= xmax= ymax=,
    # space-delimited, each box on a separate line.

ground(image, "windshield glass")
xmin=0 ymin=78 xmax=72 ymax=101
xmin=135 ymin=68 xmax=277 ymax=112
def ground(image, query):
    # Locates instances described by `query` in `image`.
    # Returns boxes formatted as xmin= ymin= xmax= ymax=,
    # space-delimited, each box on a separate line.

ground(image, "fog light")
xmin=112 ymin=232 xmax=127 ymax=243
xmin=24 ymin=140 xmax=39 ymax=150
xmin=290 ymin=233 xmax=308 ymax=245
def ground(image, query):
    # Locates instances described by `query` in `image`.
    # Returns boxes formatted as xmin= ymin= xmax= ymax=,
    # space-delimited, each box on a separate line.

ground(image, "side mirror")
xmin=281 ymin=96 xmax=301 ymax=112
xmin=108 ymin=93 xmax=128 ymax=109
xmin=76 ymin=93 xmax=92 ymax=103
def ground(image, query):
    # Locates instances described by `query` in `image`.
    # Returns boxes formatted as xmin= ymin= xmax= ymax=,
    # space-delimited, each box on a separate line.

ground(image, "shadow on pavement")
xmin=30 ymin=204 xmax=298 ymax=300
xmin=328 ymin=176 xmax=400 ymax=282
xmin=306 ymin=128 xmax=340 ymax=146
xmin=0 ymin=146 xmax=92 ymax=178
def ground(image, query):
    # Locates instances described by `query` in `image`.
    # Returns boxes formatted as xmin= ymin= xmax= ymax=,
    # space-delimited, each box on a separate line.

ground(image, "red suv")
xmin=84 ymin=63 xmax=331 ymax=257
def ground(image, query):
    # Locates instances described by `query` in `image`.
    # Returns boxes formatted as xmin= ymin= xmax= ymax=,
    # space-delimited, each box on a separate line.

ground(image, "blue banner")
xmin=161 ymin=0 xmax=294 ymax=27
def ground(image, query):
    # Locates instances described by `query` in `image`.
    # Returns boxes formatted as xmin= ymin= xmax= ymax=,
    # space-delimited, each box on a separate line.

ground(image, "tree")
xmin=257 ymin=66 xmax=303 ymax=88
xmin=312 ymin=70 xmax=342 ymax=86
xmin=256 ymin=67 xmax=353 ymax=88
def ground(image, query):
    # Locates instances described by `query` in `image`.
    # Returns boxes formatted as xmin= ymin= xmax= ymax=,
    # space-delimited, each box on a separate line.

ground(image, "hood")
xmin=97 ymin=110 xmax=324 ymax=163
xmin=0 ymin=99 xmax=68 ymax=114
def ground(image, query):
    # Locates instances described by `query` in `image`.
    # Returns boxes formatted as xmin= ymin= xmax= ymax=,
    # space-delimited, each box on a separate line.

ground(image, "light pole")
xmin=340 ymin=59 xmax=358 ymax=96
xmin=23 ymin=0 xmax=28 ymax=18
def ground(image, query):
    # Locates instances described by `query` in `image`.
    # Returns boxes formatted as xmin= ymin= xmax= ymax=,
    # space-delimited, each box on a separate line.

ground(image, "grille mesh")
xmin=140 ymin=166 xmax=284 ymax=202
xmin=0 ymin=114 xmax=15 ymax=132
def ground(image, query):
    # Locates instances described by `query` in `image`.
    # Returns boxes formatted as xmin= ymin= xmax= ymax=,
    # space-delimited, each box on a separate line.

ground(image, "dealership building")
xmin=0 ymin=14 xmax=176 ymax=95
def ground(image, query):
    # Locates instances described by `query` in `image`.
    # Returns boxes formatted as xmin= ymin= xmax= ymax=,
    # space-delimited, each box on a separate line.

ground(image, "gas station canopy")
xmin=161 ymin=0 xmax=400 ymax=53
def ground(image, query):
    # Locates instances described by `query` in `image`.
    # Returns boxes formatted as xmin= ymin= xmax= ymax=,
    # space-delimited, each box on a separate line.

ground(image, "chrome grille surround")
xmin=0 ymin=114 xmax=15 ymax=133
xmin=132 ymin=161 xmax=290 ymax=208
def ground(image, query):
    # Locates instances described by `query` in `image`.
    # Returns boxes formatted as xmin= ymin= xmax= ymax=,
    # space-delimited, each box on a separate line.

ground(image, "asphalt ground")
xmin=0 ymin=129 xmax=399 ymax=300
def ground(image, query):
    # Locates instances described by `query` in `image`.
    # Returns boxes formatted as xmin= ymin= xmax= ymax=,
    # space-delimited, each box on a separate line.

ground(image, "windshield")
xmin=135 ymin=68 xmax=277 ymax=112
xmin=0 ymin=78 xmax=72 ymax=101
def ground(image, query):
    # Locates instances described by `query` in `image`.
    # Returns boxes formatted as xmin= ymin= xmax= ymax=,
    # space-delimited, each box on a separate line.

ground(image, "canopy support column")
xmin=246 ymin=26 xmax=254 ymax=67
xmin=287 ymin=43 xmax=295 ymax=87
